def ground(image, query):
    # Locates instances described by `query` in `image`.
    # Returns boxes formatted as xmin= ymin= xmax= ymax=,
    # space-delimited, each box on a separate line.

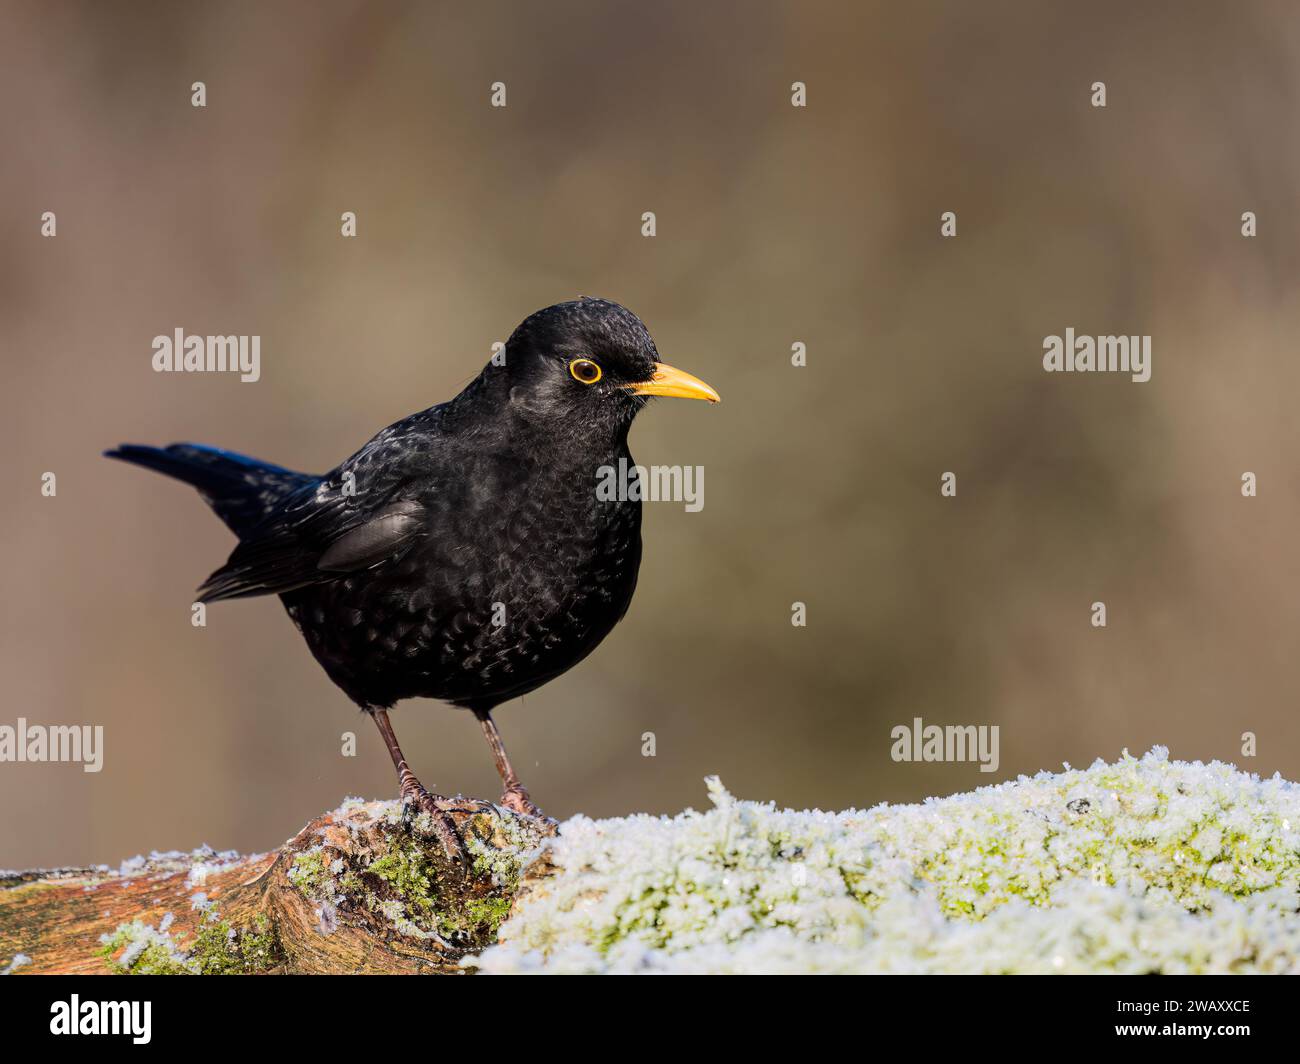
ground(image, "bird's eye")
xmin=569 ymin=358 xmax=602 ymax=385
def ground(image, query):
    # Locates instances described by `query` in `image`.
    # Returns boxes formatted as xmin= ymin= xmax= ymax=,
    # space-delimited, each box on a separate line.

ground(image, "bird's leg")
xmin=474 ymin=710 xmax=556 ymax=829
xmin=370 ymin=708 xmax=472 ymax=868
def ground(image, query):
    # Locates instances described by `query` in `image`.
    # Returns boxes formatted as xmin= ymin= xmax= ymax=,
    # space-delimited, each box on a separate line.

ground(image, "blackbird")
xmin=106 ymin=298 xmax=718 ymax=863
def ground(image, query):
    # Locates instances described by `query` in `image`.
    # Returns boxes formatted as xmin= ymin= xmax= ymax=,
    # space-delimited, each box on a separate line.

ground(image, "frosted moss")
xmin=100 ymin=909 xmax=282 ymax=975
xmin=468 ymin=748 xmax=1300 ymax=974
xmin=466 ymin=809 xmax=548 ymax=889
xmin=186 ymin=912 xmax=281 ymax=974
xmin=99 ymin=918 xmax=195 ymax=975
xmin=287 ymin=801 xmax=541 ymax=948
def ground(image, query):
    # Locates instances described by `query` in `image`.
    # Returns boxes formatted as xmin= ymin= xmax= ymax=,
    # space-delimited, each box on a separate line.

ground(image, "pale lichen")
xmin=468 ymin=748 xmax=1300 ymax=974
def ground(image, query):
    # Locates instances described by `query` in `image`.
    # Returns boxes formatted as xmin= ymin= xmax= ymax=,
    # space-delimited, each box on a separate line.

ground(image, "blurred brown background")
xmin=4 ymin=0 xmax=1300 ymax=868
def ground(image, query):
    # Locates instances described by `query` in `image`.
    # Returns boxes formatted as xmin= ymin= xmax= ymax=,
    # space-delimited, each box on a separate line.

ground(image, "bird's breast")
xmin=290 ymin=448 xmax=644 ymax=708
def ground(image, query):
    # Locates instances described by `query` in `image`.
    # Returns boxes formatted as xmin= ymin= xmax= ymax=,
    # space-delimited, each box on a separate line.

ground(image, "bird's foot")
xmin=398 ymin=774 xmax=472 ymax=872
xmin=436 ymin=795 xmax=498 ymax=816
xmin=499 ymin=784 xmax=559 ymax=834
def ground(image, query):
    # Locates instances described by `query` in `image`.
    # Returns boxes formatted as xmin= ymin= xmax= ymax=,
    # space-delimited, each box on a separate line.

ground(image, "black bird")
xmin=106 ymin=298 xmax=718 ymax=862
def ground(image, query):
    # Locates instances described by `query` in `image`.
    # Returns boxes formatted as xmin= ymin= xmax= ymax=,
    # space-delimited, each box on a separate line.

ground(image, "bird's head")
xmin=491 ymin=298 xmax=719 ymax=434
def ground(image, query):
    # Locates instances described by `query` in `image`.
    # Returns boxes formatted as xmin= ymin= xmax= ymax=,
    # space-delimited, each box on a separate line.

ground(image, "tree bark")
xmin=0 ymin=798 xmax=550 ymax=975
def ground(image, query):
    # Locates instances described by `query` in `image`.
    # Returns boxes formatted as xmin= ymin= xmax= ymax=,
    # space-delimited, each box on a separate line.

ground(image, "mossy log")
xmin=0 ymin=798 xmax=551 ymax=975
xmin=7 ymin=750 xmax=1300 ymax=974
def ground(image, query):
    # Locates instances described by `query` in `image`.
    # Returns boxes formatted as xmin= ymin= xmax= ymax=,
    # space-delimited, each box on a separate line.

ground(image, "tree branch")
xmin=0 ymin=798 xmax=550 ymax=975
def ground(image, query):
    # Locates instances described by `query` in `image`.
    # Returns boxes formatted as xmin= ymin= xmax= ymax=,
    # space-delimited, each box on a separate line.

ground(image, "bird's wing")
xmin=195 ymin=487 xmax=428 ymax=602
xmin=196 ymin=492 xmax=427 ymax=602
xmin=196 ymin=410 xmax=446 ymax=603
xmin=316 ymin=500 xmax=426 ymax=572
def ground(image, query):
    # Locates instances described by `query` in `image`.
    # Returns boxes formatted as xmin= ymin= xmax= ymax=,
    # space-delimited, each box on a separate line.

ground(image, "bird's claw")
xmin=437 ymin=796 xmax=498 ymax=816
xmin=400 ymin=781 xmax=472 ymax=873
xmin=500 ymin=786 xmax=559 ymax=835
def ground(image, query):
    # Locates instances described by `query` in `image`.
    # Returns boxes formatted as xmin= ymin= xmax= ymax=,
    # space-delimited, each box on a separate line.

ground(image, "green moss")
xmin=100 ymin=910 xmax=282 ymax=975
xmin=367 ymin=828 xmax=518 ymax=942
xmin=369 ymin=840 xmax=441 ymax=914
xmin=282 ymin=804 xmax=546 ymax=951
xmin=188 ymin=912 xmax=283 ymax=975
xmin=287 ymin=847 xmax=331 ymax=899
xmin=99 ymin=922 xmax=193 ymax=975
xmin=458 ymin=895 xmax=514 ymax=937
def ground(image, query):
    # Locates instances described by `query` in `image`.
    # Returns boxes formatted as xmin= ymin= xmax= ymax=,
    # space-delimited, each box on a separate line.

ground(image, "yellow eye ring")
xmin=569 ymin=358 xmax=602 ymax=384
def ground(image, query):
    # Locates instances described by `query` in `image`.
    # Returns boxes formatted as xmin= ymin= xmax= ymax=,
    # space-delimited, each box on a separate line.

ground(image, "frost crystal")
xmin=1 ymin=953 xmax=31 ymax=975
xmin=470 ymin=749 xmax=1300 ymax=974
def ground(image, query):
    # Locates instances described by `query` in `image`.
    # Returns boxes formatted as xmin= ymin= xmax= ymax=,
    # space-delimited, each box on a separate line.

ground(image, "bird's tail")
xmin=104 ymin=443 xmax=317 ymax=539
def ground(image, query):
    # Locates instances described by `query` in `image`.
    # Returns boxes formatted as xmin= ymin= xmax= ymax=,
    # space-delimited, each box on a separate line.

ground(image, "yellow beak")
xmin=625 ymin=362 xmax=721 ymax=403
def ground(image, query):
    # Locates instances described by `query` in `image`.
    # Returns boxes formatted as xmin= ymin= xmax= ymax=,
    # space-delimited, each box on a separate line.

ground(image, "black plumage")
xmin=106 ymin=298 xmax=718 ymax=863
